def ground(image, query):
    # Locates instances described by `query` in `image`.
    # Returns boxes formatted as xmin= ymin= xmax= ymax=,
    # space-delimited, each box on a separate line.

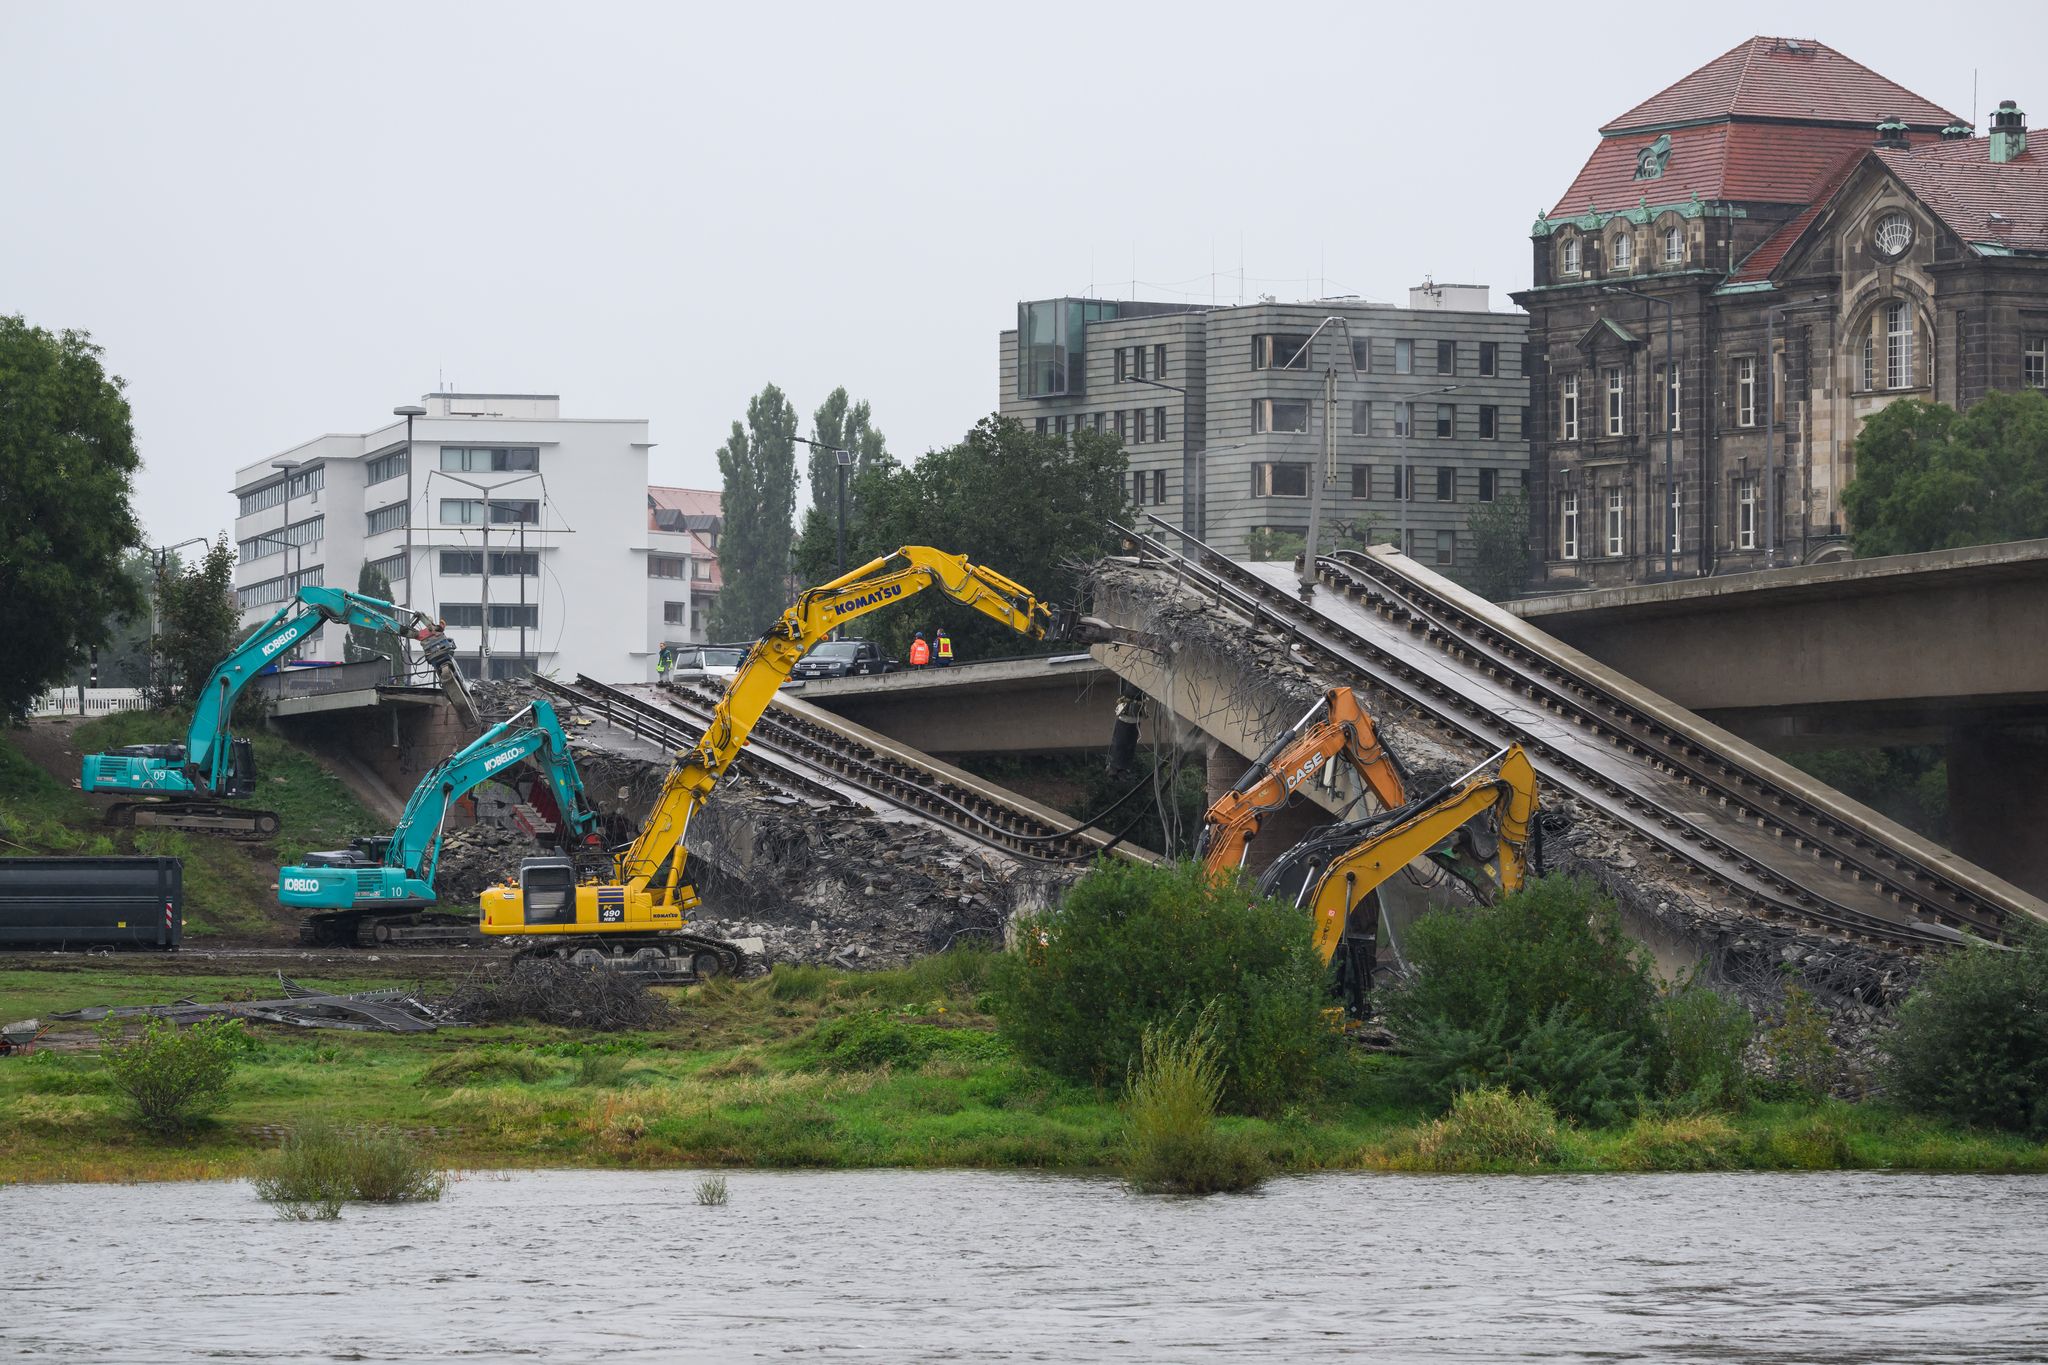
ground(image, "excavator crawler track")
xmin=299 ymin=910 xmax=486 ymax=949
xmin=105 ymin=802 xmax=281 ymax=839
xmin=512 ymin=933 xmax=746 ymax=982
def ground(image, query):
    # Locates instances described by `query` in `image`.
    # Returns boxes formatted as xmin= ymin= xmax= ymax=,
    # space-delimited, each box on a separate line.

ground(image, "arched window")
xmin=1860 ymin=300 xmax=1920 ymax=391
xmin=1663 ymin=224 xmax=1684 ymax=264
xmin=1611 ymin=232 xmax=1633 ymax=270
xmin=1560 ymin=236 xmax=1580 ymax=275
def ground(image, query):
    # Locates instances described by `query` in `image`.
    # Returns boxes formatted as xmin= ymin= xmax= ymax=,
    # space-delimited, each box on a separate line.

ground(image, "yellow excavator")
xmin=1255 ymin=744 xmax=1540 ymax=1015
xmin=1195 ymin=687 xmax=1408 ymax=880
xmin=479 ymin=547 xmax=1065 ymax=975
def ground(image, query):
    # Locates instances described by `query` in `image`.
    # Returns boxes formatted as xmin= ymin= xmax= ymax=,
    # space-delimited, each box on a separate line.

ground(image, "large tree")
xmin=815 ymin=416 xmax=1129 ymax=661
xmin=345 ymin=562 xmax=405 ymax=679
xmin=708 ymin=383 xmax=800 ymax=640
xmin=796 ymin=388 xmax=894 ymax=583
xmin=0 ymin=315 xmax=143 ymax=718
xmin=1465 ymin=487 xmax=1532 ymax=601
xmin=150 ymin=536 xmax=240 ymax=708
xmin=1842 ymin=390 xmax=2048 ymax=557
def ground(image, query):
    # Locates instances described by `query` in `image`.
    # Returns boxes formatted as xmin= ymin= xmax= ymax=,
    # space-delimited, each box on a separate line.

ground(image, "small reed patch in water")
xmin=695 ymin=1174 xmax=729 ymax=1206
xmin=254 ymin=1121 xmax=446 ymax=1220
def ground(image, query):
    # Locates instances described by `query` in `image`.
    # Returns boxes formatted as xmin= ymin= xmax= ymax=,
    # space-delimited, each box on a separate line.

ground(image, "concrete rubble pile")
xmin=1085 ymin=560 xmax=1926 ymax=1024
xmin=455 ymin=676 xmax=1082 ymax=970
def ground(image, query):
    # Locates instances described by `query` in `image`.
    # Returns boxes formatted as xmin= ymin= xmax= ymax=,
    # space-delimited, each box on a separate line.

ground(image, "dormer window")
xmin=1559 ymin=236 xmax=1581 ymax=276
xmin=1663 ymin=225 xmax=1684 ymax=264
xmin=1611 ymin=233 xmax=1633 ymax=271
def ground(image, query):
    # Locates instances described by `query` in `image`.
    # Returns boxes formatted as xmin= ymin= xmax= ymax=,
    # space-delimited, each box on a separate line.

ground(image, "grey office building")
xmin=998 ymin=286 xmax=1531 ymax=574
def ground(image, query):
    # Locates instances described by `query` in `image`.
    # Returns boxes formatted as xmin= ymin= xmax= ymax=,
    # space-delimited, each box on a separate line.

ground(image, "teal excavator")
xmin=80 ymin=587 xmax=478 ymax=837
xmin=279 ymin=699 xmax=604 ymax=946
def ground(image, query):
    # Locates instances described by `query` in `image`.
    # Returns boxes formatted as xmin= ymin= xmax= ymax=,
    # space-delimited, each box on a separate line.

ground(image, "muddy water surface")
xmin=4 ymin=1169 xmax=2044 ymax=1362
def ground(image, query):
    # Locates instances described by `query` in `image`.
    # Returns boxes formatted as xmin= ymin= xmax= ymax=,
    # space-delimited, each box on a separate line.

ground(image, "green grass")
xmin=1 ymin=714 xmax=387 ymax=939
xmin=3 ymin=957 xmax=2045 ymax=1186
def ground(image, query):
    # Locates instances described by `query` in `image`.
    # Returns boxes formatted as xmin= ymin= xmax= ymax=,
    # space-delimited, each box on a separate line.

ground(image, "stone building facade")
xmin=998 ymin=288 xmax=1531 ymax=573
xmin=1515 ymin=37 xmax=2048 ymax=589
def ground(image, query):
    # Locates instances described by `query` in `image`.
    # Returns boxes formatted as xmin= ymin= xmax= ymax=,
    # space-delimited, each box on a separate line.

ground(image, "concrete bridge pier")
xmin=1947 ymin=724 xmax=2048 ymax=903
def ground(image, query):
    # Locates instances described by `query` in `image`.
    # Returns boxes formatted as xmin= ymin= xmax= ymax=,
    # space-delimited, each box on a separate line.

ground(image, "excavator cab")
xmin=517 ymin=856 xmax=579 ymax=926
xmin=219 ymin=737 xmax=259 ymax=799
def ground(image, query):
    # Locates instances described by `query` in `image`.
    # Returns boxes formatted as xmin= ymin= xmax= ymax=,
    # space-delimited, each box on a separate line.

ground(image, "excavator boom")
xmin=481 ymin=548 xmax=1062 ymax=976
xmin=1256 ymin=744 xmax=1539 ymax=1015
xmin=82 ymin=587 xmax=476 ymax=837
xmin=1196 ymin=687 xmax=1407 ymax=879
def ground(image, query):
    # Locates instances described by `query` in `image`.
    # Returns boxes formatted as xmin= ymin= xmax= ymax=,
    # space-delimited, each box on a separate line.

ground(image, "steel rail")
xmin=1106 ymin=520 xmax=1980 ymax=951
xmin=545 ymin=675 xmax=1104 ymax=864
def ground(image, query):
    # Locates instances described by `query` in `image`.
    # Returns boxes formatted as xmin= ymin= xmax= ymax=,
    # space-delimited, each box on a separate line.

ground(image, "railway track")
xmin=1110 ymin=520 xmax=2029 ymax=951
xmin=538 ymin=675 xmax=1115 ymax=865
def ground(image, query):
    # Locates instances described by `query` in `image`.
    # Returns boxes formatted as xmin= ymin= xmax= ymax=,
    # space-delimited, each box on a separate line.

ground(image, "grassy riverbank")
xmin=4 ymin=956 xmax=2044 ymax=1185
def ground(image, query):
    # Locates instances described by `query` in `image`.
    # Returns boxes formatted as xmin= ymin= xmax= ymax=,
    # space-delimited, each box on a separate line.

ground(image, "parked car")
xmin=668 ymin=645 xmax=749 ymax=680
xmin=790 ymin=639 xmax=899 ymax=679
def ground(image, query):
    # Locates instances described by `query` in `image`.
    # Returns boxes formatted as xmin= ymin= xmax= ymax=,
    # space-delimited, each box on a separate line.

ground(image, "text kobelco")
xmin=259 ymin=630 xmax=297 ymax=658
xmin=832 ymin=583 xmax=903 ymax=616
xmin=484 ymin=748 xmax=523 ymax=773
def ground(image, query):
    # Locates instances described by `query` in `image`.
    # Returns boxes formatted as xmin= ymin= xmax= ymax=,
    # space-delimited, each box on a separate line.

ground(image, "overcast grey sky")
xmin=3 ymin=1 xmax=2040 ymax=548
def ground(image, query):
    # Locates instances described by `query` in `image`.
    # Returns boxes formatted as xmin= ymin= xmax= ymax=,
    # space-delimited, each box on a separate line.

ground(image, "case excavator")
xmin=279 ymin=699 xmax=604 ymax=946
xmin=479 ymin=547 xmax=1072 ymax=977
xmin=81 ymin=587 xmax=480 ymax=837
xmin=1194 ymin=687 xmax=1408 ymax=880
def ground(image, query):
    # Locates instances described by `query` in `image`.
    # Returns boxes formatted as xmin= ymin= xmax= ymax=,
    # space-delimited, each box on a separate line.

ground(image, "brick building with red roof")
xmin=1513 ymin=37 xmax=2048 ymax=589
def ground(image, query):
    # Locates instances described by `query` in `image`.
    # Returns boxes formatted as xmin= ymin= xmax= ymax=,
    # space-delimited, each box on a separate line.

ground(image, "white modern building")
xmin=230 ymin=393 xmax=721 ymax=681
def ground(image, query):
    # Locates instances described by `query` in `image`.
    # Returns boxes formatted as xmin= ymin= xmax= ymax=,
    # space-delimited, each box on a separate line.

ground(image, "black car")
xmin=789 ymin=639 xmax=899 ymax=679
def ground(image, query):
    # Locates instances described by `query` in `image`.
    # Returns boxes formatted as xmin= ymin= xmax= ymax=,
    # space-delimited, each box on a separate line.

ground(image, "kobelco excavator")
xmin=1257 ymin=744 xmax=1541 ymax=1015
xmin=280 ymin=699 xmax=603 ymax=946
xmin=81 ymin=587 xmax=479 ymax=837
xmin=479 ymin=547 xmax=1073 ymax=976
xmin=1195 ymin=687 xmax=1409 ymax=879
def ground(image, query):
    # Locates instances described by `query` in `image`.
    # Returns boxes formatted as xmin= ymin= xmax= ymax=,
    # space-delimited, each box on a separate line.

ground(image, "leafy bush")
xmin=990 ymin=860 xmax=1338 ymax=1114
xmin=254 ymin=1121 xmax=445 ymax=1218
xmin=804 ymin=1011 xmax=1007 ymax=1072
xmin=96 ymin=1016 xmax=245 ymax=1133
xmin=1121 ymin=1016 xmax=1266 ymax=1194
xmin=1396 ymin=1087 xmax=1566 ymax=1171
xmin=1884 ymin=926 xmax=2048 ymax=1135
xmin=1659 ymin=985 xmax=1753 ymax=1112
xmin=1758 ymin=986 xmax=1839 ymax=1105
xmin=1380 ymin=877 xmax=1662 ymax=1122
xmin=419 ymin=1048 xmax=553 ymax=1088
xmin=1610 ymin=1114 xmax=1743 ymax=1171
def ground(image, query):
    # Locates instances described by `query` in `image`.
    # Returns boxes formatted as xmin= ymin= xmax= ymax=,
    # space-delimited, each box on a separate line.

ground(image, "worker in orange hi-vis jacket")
xmin=909 ymin=632 xmax=931 ymax=668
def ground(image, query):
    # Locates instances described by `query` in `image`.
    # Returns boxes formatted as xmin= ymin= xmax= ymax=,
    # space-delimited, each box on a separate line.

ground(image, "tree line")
xmin=707 ymin=383 xmax=1130 ymax=659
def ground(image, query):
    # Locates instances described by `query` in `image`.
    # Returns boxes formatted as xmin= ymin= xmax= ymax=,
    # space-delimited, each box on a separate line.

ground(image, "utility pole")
xmin=1301 ymin=365 xmax=1335 ymax=597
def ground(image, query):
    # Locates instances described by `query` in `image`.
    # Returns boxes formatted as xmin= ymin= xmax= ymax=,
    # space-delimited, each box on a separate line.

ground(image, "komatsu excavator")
xmin=81 ymin=587 xmax=480 ymax=837
xmin=279 ymin=699 xmax=604 ymax=946
xmin=1256 ymin=744 xmax=1540 ymax=1015
xmin=479 ymin=547 xmax=1068 ymax=976
xmin=1194 ymin=687 xmax=1408 ymax=879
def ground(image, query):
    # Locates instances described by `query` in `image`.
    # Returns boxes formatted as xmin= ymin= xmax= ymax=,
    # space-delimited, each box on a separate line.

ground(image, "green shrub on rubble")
xmin=990 ymin=860 xmax=1338 ymax=1116
xmin=1884 ymin=924 xmax=2048 ymax=1136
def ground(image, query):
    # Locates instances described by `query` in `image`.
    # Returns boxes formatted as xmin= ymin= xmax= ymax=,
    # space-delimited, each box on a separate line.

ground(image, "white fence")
xmin=29 ymin=688 xmax=149 ymax=718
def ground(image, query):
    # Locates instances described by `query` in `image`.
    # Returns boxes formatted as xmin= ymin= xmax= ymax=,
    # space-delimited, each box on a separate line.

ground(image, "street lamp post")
xmin=793 ymin=436 xmax=856 ymax=578
xmin=1394 ymin=384 xmax=1461 ymax=561
xmin=393 ymin=405 xmax=426 ymax=607
xmin=1601 ymin=285 xmax=1676 ymax=580
xmin=149 ymin=535 xmax=210 ymax=700
xmin=436 ymin=470 xmax=542 ymax=680
xmin=1121 ymin=374 xmax=1195 ymax=541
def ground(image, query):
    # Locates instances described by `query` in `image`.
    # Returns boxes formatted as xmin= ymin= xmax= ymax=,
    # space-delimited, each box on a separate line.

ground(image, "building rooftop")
xmin=1601 ymin=36 xmax=1958 ymax=135
xmin=1878 ymin=137 xmax=2048 ymax=254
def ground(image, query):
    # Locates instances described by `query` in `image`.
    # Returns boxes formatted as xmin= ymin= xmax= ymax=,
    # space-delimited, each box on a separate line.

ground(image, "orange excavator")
xmin=1195 ymin=687 xmax=1408 ymax=879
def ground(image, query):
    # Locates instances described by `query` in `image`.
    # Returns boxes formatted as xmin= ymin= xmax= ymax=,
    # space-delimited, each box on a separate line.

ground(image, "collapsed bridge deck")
xmin=1092 ymin=525 xmax=2048 ymax=960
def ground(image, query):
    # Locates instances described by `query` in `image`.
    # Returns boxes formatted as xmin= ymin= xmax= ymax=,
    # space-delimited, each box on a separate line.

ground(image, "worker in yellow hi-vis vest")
xmin=935 ymin=630 xmax=954 ymax=666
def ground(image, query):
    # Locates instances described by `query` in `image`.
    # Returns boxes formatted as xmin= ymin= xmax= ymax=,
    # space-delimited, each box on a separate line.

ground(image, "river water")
xmin=4 ymin=1169 xmax=2044 ymax=1362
